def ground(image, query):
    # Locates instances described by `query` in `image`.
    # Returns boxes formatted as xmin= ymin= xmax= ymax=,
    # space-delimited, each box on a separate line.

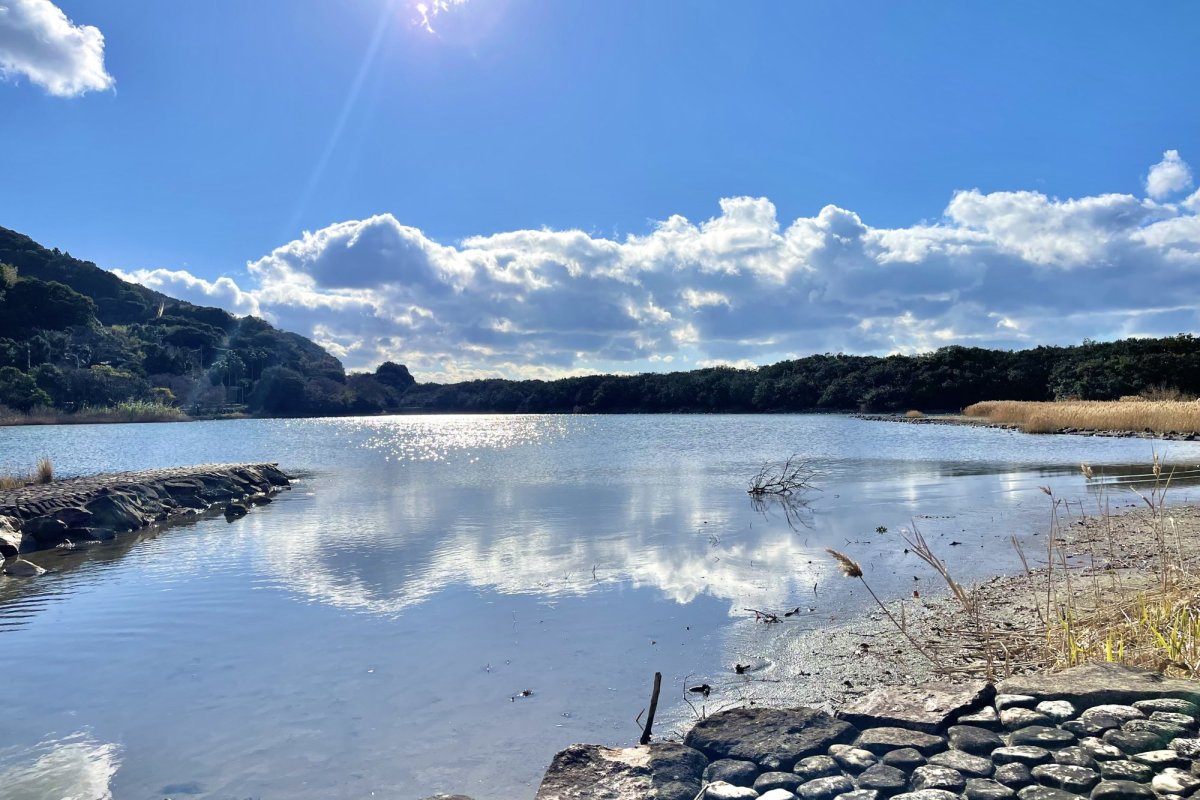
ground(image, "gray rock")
xmin=1097 ymin=761 xmax=1153 ymax=783
xmin=1030 ymin=764 xmax=1100 ymax=793
xmin=829 ymin=745 xmax=878 ymax=773
xmin=882 ymin=749 xmax=927 ymax=771
xmin=799 ymin=775 xmax=856 ymax=800
xmin=1063 ymin=716 xmax=1122 ymax=737
xmin=84 ymin=492 xmax=147 ymax=532
xmin=1076 ymin=739 xmax=1123 ymax=761
xmin=1129 ymin=749 xmax=1187 ymax=768
xmin=2 ymin=557 xmax=46 ymax=577
xmin=1133 ymin=699 xmax=1198 ymax=717
xmin=950 ymin=725 xmax=1005 ymax=756
xmin=995 ymin=764 xmax=1035 ymax=790
xmin=1089 ymin=781 xmax=1156 ymax=800
xmin=535 ymin=742 xmax=708 ymax=800
xmin=997 ymin=695 xmax=1039 ymax=711
xmin=911 ymin=766 xmax=966 ymax=792
xmin=891 ymin=792 xmax=961 ymax=800
xmin=761 ymin=791 xmax=798 ymax=800
xmin=1037 ymin=702 xmax=1077 ymax=723
xmin=1052 ymin=748 xmax=1096 ymax=770
xmin=686 ymin=707 xmax=858 ymax=770
xmin=1151 ymin=712 xmax=1197 ymax=730
xmin=929 ymin=750 xmax=994 ymax=778
xmin=1171 ymin=738 xmax=1200 ymax=759
xmin=1121 ymin=719 xmax=1184 ymax=744
xmin=1010 ymin=727 xmax=1076 ymax=749
xmin=1015 ymin=787 xmax=1081 ymax=800
xmin=701 ymin=783 xmax=759 ymax=800
xmin=855 ymin=728 xmax=947 ymax=757
xmin=998 ymin=663 xmax=1200 ymax=707
xmin=993 ymin=747 xmax=1054 ymax=767
xmin=1081 ymin=707 xmax=1144 ymax=725
xmin=966 ymin=779 xmax=1017 ymax=800
xmin=836 ymin=791 xmax=880 ymax=800
xmin=1152 ymin=768 xmax=1200 ymax=797
xmin=22 ymin=514 xmax=69 ymax=545
xmin=0 ymin=515 xmax=21 ymax=557
xmin=757 ymin=772 xmax=805 ymax=794
xmin=705 ymin=759 xmax=760 ymax=787
xmin=856 ymin=763 xmax=908 ymax=794
xmin=1101 ymin=730 xmax=1161 ymax=755
xmin=958 ymin=707 xmax=1003 ymax=731
xmin=1004 ymin=709 xmax=1056 ymax=730
xmin=795 ymin=756 xmax=841 ymax=781
xmin=839 ymin=682 xmax=995 ymax=735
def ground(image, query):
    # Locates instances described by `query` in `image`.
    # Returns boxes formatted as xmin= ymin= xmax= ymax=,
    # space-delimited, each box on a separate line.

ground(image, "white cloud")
xmin=1146 ymin=149 xmax=1194 ymax=199
xmin=115 ymin=151 xmax=1200 ymax=382
xmin=0 ymin=0 xmax=113 ymax=97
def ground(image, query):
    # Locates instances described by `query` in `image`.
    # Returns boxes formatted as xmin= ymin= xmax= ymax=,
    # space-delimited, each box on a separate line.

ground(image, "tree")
xmin=0 ymin=367 xmax=51 ymax=411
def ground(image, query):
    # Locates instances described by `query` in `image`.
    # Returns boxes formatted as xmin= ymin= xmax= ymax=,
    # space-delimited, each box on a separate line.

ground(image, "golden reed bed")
xmin=963 ymin=399 xmax=1200 ymax=434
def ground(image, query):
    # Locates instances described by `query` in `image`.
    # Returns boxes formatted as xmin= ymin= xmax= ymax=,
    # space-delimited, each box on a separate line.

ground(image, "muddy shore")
xmin=853 ymin=414 xmax=1200 ymax=442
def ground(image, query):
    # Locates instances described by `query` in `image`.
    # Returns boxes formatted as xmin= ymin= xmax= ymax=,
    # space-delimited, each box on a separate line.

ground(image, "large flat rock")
xmin=535 ymin=742 xmax=706 ymax=800
xmin=838 ymin=681 xmax=995 ymax=734
xmin=998 ymin=664 xmax=1200 ymax=707
xmin=684 ymin=707 xmax=858 ymax=770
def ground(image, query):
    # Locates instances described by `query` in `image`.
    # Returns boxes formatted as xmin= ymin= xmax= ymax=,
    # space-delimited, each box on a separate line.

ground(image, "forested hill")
xmin=3 ymin=224 xmax=1200 ymax=419
xmin=0 ymin=225 xmax=367 ymax=416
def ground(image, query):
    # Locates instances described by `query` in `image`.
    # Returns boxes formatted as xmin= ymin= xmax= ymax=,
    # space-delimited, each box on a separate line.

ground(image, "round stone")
xmin=1031 ymin=764 xmax=1100 ymax=793
xmin=882 ymin=748 xmax=927 ymax=771
xmin=930 ymin=749 xmax=995 ymax=778
xmin=1100 ymin=730 xmax=1159 ymax=755
xmin=836 ymin=791 xmax=880 ymax=800
xmin=959 ymin=707 xmax=1003 ymax=731
xmin=1121 ymin=719 xmax=1185 ymax=746
xmin=856 ymin=763 xmax=908 ymax=794
xmin=1016 ymin=786 xmax=1082 ymax=800
xmin=1129 ymin=749 xmax=1188 ymax=768
xmin=856 ymin=729 xmax=947 ymax=757
xmin=1064 ymin=716 xmax=1122 ymax=737
xmin=1037 ymin=702 xmax=1077 ymax=723
xmin=1151 ymin=712 xmax=1197 ymax=730
xmin=1133 ymin=699 xmax=1197 ymax=717
xmin=1053 ymin=748 xmax=1097 ymax=769
xmin=1077 ymin=738 xmax=1123 ymax=761
xmin=757 ymin=772 xmax=805 ymax=794
xmin=1012 ymin=727 xmax=1077 ymax=749
xmin=1089 ymin=780 xmax=1156 ymax=800
xmin=1152 ymin=768 xmax=1200 ymax=797
xmin=1083 ymin=706 xmax=1144 ymax=724
xmin=706 ymin=759 xmax=761 ymax=787
xmin=699 ymin=782 xmax=760 ymax=800
xmin=1172 ymin=738 xmax=1200 ymax=759
xmin=1098 ymin=760 xmax=1154 ymax=783
xmin=830 ymin=745 xmax=879 ymax=773
xmin=800 ymin=775 xmax=857 ymax=800
xmin=796 ymin=756 xmax=842 ymax=781
xmin=994 ymin=746 xmax=1054 ymax=766
xmin=1004 ymin=709 xmax=1055 ymax=730
xmin=761 ymin=790 xmax=801 ymax=800
xmin=892 ymin=792 xmax=961 ymax=800
xmin=911 ymin=766 xmax=966 ymax=793
xmin=966 ymin=778 xmax=1017 ymax=800
xmin=997 ymin=695 xmax=1039 ymax=711
xmin=950 ymin=725 xmax=1006 ymax=756
xmin=995 ymin=763 xmax=1036 ymax=790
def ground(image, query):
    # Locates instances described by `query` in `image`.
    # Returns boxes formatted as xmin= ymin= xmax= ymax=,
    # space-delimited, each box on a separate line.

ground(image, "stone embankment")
xmin=534 ymin=663 xmax=1200 ymax=800
xmin=0 ymin=463 xmax=290 ymax=559
xmin=853 ymin=414 xmax=1199 ymax=441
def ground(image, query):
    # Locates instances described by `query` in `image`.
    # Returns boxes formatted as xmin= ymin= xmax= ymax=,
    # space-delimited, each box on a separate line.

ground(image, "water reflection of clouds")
xmin=0 ymin=733 xmax=121 ymax=800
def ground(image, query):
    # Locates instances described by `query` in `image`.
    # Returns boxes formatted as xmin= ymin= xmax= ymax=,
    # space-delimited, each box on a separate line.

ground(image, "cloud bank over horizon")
xmin=118 ymin=151 xmax=1200 ymax=383
xmin=0 ymin=0 xmax=113 ymax=97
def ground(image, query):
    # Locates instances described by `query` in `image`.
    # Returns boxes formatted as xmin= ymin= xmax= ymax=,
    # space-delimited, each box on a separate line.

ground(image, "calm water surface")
xmin=2 ymin=415 xmax=1199 ymax=799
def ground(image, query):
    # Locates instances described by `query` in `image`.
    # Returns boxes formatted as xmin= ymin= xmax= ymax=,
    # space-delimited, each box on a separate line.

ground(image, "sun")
xmin=413 ymin=0 xmax=470 ymax=34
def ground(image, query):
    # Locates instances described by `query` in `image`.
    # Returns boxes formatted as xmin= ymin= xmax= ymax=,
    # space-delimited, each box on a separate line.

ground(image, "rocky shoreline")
xmin=531 ymin=663 xmax=1200 ymax=800
xmin=852 ymin=414 xmax=1199 ymax=441
xmin=0 ymin=463 xmax=290 ymax=561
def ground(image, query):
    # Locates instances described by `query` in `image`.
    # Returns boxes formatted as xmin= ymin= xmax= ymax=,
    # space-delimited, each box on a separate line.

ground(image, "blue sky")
xmin=2 ymin=1 xmax=1199 ymax=380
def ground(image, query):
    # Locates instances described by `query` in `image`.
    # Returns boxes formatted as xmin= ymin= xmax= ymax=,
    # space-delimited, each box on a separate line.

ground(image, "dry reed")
xmin=963 ymin=399 xmax=1200 ymax=435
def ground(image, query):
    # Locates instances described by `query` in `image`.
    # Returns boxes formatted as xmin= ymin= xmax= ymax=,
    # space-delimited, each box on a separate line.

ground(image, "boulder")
xmin=84 ymin=492 xmax=147 ymax=532
xmin=0 ymin=515 xmax=21 ymax=557
xmin=3 ymin=558 xmax=46 ymax=577
xmin=998 ymin=663 xmax=1200 ymax=707
xmin=685 ymin=707 xmax=858 ymax=770
xmin=838 ymin=682 xmax=995 ymax=734
xmin=535 ymin=742 xmax=707 ymax=800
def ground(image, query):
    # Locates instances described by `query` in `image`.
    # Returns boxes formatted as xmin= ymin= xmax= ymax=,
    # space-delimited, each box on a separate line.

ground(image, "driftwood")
xmin=747 ymin=454 xmax=819 ymax=496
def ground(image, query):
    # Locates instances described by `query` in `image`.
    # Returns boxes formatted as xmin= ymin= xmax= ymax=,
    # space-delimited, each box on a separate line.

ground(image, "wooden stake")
xmin=640 ymin=671 xmax=662 ymax=745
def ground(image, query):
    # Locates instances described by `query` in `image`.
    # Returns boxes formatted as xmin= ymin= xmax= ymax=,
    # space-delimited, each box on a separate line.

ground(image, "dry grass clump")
xmin=905 ymin=409 xmax=925 ymax=418
xmin=0 ymin=456 xmax=54 ymax=490
xmin=963 ymin=399 xmax=1200 ymax=435
xmin=0 ymin=401 xmax=187 ymax=427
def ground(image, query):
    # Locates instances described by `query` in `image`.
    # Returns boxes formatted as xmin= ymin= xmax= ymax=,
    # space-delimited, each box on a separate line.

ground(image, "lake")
xmin=2 ymin=414 xmax=1199 ymax=800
